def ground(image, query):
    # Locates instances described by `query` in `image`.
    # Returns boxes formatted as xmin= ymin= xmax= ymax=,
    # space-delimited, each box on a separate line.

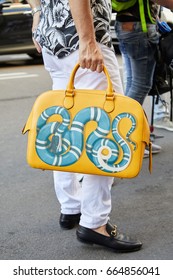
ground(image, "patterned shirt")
xmin=34 ymin=0 xmax=112 ymax=58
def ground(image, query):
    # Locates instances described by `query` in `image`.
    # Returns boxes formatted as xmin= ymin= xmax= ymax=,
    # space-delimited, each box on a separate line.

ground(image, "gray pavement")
xmin=0 ymin=55 xmax=173 ymax=260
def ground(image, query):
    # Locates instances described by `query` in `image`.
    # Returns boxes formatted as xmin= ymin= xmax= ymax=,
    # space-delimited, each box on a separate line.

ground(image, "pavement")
xmin=0 ymin=55 xmax=173 ymax=262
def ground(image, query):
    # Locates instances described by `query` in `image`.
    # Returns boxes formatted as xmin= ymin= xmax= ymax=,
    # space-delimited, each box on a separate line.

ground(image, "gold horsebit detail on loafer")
xmin=111 ymin=225 xmax=117 ymax=236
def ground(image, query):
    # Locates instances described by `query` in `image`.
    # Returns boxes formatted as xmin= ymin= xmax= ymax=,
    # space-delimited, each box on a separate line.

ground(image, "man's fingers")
xmin=32 ymin=38 xmax=42 ymax=53
xmin=80 ymin=60 xmax=104 ymax=72
xmin=96 ymin=63 xmax=104 ymax=73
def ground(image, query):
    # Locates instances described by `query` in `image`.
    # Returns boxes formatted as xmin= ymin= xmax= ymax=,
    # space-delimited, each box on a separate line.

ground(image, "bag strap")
xmin=138 ymin=0 xmax=147 ymax=32
xmin=138 ymin=0 xmax=155 ymax=32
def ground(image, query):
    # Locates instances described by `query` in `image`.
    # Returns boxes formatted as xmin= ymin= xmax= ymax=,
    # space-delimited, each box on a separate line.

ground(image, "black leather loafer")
xmin=59 ymin=213 xmax=81 ymax=229
xmin=76 ymin=221 xmax=142 ymax=252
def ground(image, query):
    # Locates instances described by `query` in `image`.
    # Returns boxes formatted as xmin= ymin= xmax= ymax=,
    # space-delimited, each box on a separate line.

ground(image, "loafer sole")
xmin=77 ymin=236 xmax=142 ymax=253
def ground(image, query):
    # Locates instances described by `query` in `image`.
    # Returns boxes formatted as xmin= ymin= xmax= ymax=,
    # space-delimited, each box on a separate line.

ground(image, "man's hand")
xmin=79 ymin=40 xmax=104 ymax=73
xmin=32 ymin=12 xmax=42 ymax=53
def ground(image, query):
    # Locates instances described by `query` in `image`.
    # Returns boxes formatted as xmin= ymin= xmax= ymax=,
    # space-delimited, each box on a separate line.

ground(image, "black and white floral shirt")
xmin=34 ymin=0 xmax=112 ymax=58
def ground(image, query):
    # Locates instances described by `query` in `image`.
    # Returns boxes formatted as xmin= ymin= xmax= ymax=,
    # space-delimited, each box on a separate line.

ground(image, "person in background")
xmin=153 ymin=6 xmax=173 ymax=131
xmin=153 ymin=95 xmax=173 ymax=132
xmin=114 ymin=1 xmax=164 ymax=157
xmin=26 ymin=0 xmax=143 ymax=253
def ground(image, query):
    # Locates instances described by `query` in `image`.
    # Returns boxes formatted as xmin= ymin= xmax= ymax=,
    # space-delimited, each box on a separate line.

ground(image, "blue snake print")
xmin=36 ymin=106 xmax=137 ymax=173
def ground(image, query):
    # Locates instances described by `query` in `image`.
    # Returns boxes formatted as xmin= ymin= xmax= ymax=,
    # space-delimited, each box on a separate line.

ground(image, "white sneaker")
xmin=144 ymin=149 xmax=150 ymax=158
xmin=154 ymin=117 xmax=173 ymax=132
xmin=144 ymin=143 xmax=161 ymax=158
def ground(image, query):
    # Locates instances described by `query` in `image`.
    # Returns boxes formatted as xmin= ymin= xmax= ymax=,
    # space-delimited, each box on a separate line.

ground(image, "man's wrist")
xmin=31 ymin=6 xmax=41 ymax=16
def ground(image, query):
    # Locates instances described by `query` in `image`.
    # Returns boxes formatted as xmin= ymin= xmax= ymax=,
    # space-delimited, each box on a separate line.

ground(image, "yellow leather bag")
xmin=22 ymin=63 xmax=151 ymax=178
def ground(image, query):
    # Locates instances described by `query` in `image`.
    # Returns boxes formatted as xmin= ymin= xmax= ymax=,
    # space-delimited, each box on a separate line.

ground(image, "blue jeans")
xmin=115 ymin=21 xmax=160 ymax=105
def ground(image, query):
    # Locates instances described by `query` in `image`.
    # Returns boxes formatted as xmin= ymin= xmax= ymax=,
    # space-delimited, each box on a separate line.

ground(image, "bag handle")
xmin=63 ymin=63 xmax=115 ymax=113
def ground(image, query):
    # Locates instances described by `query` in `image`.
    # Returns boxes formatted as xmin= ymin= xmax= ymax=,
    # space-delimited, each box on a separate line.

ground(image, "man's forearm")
xmin=69 ymin=0 xmax=95 ymax=42
xmin=69 ymin=0 xmax=104 ymax=72
xmin=27 ymin=0 xmax=42 ymax=53
xmin=27 ymin=0 xmax=41 ymax=10
xmin=153 ymin=0 xmax=173 ymax=9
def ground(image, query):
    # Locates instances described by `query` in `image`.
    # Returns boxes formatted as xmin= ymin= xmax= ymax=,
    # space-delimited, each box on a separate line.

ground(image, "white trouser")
xmin=42 ymin=44 xmax=123 ymax=228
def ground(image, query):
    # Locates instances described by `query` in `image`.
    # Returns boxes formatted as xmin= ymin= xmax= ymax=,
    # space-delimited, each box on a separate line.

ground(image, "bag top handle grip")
xmin=65 ymin=63 xmax=114 ymax=96
xmin=64 ymin=63 xmax=115 ymax=113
